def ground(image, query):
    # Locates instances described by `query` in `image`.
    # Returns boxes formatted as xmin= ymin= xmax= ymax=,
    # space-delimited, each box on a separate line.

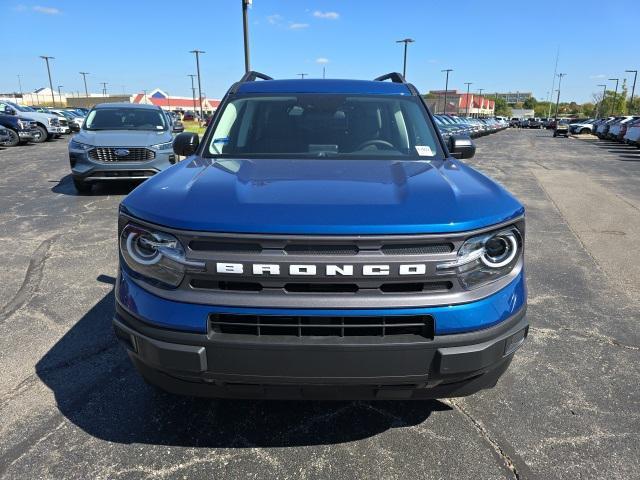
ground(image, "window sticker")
xmin=415 ymin=145 xmax=434 ymax=156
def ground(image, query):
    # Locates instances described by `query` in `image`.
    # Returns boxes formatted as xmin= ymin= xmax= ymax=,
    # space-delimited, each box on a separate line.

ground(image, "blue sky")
xmin=1 ymin=0 xmax=637 ymax=103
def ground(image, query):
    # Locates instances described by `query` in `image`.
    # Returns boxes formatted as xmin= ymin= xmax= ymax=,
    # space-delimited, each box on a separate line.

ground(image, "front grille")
xmin=381 ymin=243 xmax=453 ymax=255
xmin=87 ymin=170 xmax=156 ymax=178
xmin=59 ymin=119 xmax=68 ymax=126
xmin=89 ymin=147 xmax=155 ymax=162
xmin=210 ymin=314 xmax=434 ymax=338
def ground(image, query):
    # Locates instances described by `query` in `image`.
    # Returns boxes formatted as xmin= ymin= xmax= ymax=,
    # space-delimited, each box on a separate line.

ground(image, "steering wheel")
xmin=355 ymin=139 xmax=396 ymax=151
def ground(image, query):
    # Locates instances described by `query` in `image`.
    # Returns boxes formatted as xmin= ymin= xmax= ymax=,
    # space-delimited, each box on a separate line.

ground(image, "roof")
xmin=94 ymin=102 xmax=161 ymax=110
xmin=236 ymin=79 xmax=412 ymax=96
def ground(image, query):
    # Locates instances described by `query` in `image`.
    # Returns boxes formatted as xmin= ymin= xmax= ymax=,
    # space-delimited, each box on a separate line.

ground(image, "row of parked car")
xmin=0 ymin=101 xmax=184 ymax=148
xmin=433 ymin=115 xmax=508 ymax=141
xmin=580 ymin=116 xmax=640 ymax=146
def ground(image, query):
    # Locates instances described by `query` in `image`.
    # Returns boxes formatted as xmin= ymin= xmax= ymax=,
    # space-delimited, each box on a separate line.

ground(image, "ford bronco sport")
xmin=114 ymin=72 xmax=528 ymax=400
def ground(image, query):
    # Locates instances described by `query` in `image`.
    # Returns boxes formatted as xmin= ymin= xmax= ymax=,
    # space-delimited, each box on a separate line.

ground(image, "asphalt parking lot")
xmin=0 ymin=129 xmax=639 ymax=479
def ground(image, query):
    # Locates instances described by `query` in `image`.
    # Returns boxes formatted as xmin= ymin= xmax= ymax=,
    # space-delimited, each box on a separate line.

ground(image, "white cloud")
xmin=316 ymin=57 xmax=329 ymax=64
xmin=313 ymin=10 xmax=339 ymax=20
xmin=33 ymin=5 xmax=60 ymax=14
xmin=266 ymin=14 xmax=282 ymax=24
xmin=289 ymin=23 xmax=309 ymax=30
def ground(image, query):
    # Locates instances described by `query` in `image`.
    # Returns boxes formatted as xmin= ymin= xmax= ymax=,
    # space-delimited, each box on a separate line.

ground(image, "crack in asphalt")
xmin=529 ymin=326 xmax=639 ymax=352
xmin=0 ymin=234 xmax=62 ymax=324
xmin=447 ymin=399 xmax=536 ymax=480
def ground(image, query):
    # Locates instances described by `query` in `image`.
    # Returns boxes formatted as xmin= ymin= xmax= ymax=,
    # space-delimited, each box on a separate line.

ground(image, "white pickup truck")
xmin=0 ymin=101 xmax=65 ymax=143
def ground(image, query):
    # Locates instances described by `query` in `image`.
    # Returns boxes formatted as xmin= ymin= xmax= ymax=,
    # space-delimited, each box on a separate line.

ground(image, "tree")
xmin=581 ymin=102 xmax=596 ymax=117
xmin=493 ymin=97 xmax=511 ymax=117
xmin=592 ymin=81 xmax=628 ymax=117
xmin=523 ymin=97 xmax=537 ymax=109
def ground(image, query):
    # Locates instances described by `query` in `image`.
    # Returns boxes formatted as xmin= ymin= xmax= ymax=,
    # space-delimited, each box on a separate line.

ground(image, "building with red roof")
xmin=427 ymin=90 xmax=495 ymax=117
xmin=131 ymin=89 xmax=220 ymax=113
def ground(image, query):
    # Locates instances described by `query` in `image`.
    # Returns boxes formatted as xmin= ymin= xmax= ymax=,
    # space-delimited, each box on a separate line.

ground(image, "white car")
xmin=569 ymin=119 xmax=595 ymax=134
xmin=608 ymin=116 xmax=638 ymax=140
xmin=0 ymin=101 xmax=65 ymax=142
xmin=623 ymin=118 xmax=640 ymax=146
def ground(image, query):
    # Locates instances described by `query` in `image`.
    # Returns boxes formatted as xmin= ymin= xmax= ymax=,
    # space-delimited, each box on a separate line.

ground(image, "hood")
xmin=16 ymin=111 xmax=57 ymax=123
xmin=122 ymin=157 xmax=524 ymax=235
xmin=74 ymin=129 xmax=172 ymax=147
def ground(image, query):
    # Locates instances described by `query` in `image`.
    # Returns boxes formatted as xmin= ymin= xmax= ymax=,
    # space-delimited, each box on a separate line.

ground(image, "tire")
xmin=3 ymin=129 xmax=20 ymax=147
xmin=32 ymin=125 xmax=48 ymax=143
xmin=580 ymin=128 xmax=590 ymax=134
xmin=72 ymin=176 xmax=92 ymax=194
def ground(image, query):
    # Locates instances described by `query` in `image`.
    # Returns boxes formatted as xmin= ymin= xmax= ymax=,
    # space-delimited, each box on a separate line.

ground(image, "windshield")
xmin=7 ymin=102 xmax=35 ymax=112
xmin=84 ymin=108 xmax=168 ymax=131
xmin=206 ymin=94 xmax=442 ymax=159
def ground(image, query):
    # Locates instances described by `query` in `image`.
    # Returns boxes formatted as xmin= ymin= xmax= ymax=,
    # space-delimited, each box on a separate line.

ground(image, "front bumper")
xmin=114 ymin=269 xmax=528 ymax=400
xmin=18 ymin=130 xmax=35 ymax=140
xmin=69 ymin=148 xmax=175 ymax=181
xmin=49 ymin=126 xmax=66 ymax=134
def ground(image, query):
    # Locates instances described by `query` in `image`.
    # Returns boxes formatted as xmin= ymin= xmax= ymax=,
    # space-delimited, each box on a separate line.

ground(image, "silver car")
xmin=68 ymin=103 xmax=178 ymax=193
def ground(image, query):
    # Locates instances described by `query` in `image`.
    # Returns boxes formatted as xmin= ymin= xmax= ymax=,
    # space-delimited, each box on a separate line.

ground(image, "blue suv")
xmin=114 ymin=72 xmax=527 ymax=400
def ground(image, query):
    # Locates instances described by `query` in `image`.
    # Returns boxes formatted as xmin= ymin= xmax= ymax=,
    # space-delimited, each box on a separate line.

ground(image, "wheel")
xmin=3 ymin=129 xmax=20 ymax=147
xmin=72 ymin=176 xmax=92 ymax=194
xmin=553 ymin=133 xmax=557 ymax=137
xmin=32 ymin=125 xmax=48 ymax=143
xmin=580 ymin=128 xmax=590 ymax=134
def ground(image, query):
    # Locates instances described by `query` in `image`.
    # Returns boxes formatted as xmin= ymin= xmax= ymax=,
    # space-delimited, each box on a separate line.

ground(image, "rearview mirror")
xmin=173 ymin=132 xmax=199 ymax=156
xmin=4 ymin=106 xmax=16 ymax=115
xmin=449 ymin=135 xmax=476 ymax=159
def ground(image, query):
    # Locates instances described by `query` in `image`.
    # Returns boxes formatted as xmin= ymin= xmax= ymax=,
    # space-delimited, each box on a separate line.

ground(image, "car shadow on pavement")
xmin=35 ymin=283 xmax=447 ymax=448
xmin=51 ymin=174 xmax=140 ymax=196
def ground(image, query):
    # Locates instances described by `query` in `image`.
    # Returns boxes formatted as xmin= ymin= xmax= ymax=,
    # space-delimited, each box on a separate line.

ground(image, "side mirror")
xmin=4 ymin=106 xmax=16 ymax=115
xmin=172 ymin=121 xmax=184 ymax=133
xmin=449 ymin=135 xmax=476 ymax=159
xmin=173 ymin=132 xmax=199 ymax=156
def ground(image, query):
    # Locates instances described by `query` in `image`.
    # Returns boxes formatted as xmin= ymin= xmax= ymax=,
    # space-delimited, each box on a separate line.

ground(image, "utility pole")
xmin=323 ymin=66 xmax=326 ymax=79
xmin=464 ymin=82 xmax=472 ymax=117
xmin=554 ymin=73 xmax=566 ymax=121
xmin=395 ymin=38 xmax=415 ymax=79
xmin=297 ymin=73 xmax=307 ymax=79
xmin=188 ymin=74 xmax=197 ymax=115
xmin=242 ymin=0 xmax=252 ymax=73
xmin=190 ymin=49 xmax=205 ymax=121
xmin=441 ymin=69 xmax=453 ymax=114
xmin=101 ymin=82 xmax=108 ymax=97
xmin=597 ymin=84 xmax=607 ymax=118
xmin=39 ymin=56 xmax=56 ymax=106
xmin=625 ymin=70 xmax=637 ymax=113
xmin=17 ymin=75 xmax=23 ymax=96
xmin=79 ymin=72 xmax=89 ymax=98
xmin=57 ymin=85 xmax=63 ymax=105
xmin=608 ymin=78 xmax=619 ymax=116
xmin=548 ymin=46 xmax=559 ymax=119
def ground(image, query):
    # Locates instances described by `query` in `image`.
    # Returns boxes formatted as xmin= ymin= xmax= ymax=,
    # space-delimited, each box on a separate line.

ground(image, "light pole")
xmin=323 ymin=66 xmax=326 ymax=79
xmin=608 ymin=78 xmax=619 ymax=116
xmin=188 ymin=74 xmax=197 ymax=115
xmin=297 ymin=73 xmax=308 ymax=79
xmin=101 ymin=82 xmax=108 ymax=97
xmin=39 ymin=55 xmax=56 ymax=106
xmin=597 ymin=84 xmax=607 ymax=118
xmin=190 ymin=49 xmax=205 ymax=121
xmin=17 ymin=75 xmax=23 ymax=96
xmin=464 ymin=82 xmax=472 ymax=117
xmin=554 ymin=73 xmax=566 ymax=121
xmin=625 ymin=70 xmax=637 ymax=113
xmin=395 ymin=38 xmax=415 ymax=79
xmin=79 ymin=72 xmax=89 ymax=98
xmin=441 ymin=69 xmax=453 ymax=114
xmin=57 ymin=85 xmax=63 ymax=105
xmin=242 ymin=0 xmax=252 ymax=73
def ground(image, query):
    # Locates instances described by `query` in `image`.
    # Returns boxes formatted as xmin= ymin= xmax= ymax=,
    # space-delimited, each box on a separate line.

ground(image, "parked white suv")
xmin=0 ymin=101 xmax=65 ymax=142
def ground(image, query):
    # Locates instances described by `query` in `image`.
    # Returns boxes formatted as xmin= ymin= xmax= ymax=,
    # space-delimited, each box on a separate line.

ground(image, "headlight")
xmin=48 ymin=117 xmax=60 ymax=126
xmin=17 ymin=120 xmax=27 ymax=129
xmin=151 ymin=141 xmax=173 ymax=150
xmin=119 ymin=222 xmax=204 ymax=288
xmin=69 ymin=140 xmax=92 ymax=151
xmin=437 ymin=225 xmax=523 ymax=290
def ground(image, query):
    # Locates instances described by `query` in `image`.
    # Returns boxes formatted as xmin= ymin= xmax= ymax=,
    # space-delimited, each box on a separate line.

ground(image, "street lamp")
xmin=554 ymin=73 xmax=566 ymax=121
xmin=79 ymin=72 xmax=89 ymax=98
xmin=57 ymin=85 xmax=63 ymax=105
xmin=597 ymin=84 xmax=607 ymax=118
xmin=39 ymin=55 xmax=56 ymax=106
xmin=395 ymin=38 xmax=415 ymax=79
xmin=242 ymin=0 xmax=252 ymax=73
xmin=464 ymin=82 xmax=472 ymax=117
xmin=625 ymin=70 xmax=637 ymax=113
xmin=188 ymin=74 xmax=197 ymax=116
xmin=101 ymin=82 xmax=108 ymax=97
xmin=608 ymin=78 xmax=619 ymax=116
xmin=441 ymin=69 xmax=453 ymax=114
xmin=17 ymin=75 xmax=23 ymax=96
xmin=297 ymin=73 xmax=308 ymax=79
xmin=190 ymin=49 xmax=205 ymax=121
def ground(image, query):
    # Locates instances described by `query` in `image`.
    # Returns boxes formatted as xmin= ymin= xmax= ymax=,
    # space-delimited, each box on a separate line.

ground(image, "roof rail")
xmin=373 ymin=72 xmax=407 ymax=84
xmin=239 ymin=71 xmax=273 ymax=83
